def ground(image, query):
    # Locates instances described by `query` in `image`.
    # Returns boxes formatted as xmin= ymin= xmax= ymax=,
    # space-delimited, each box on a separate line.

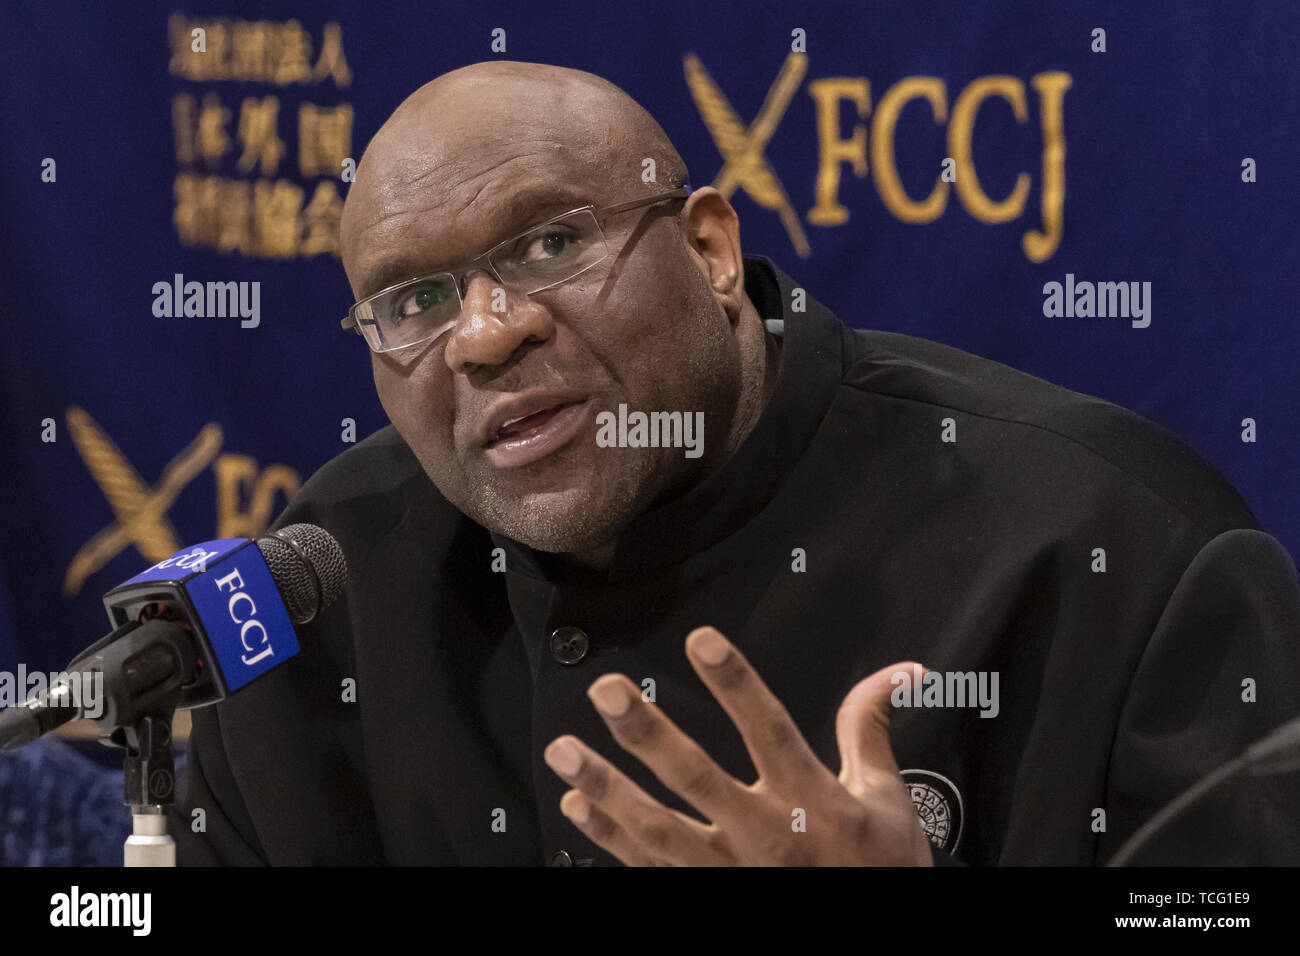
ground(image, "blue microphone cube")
xmin=103 ymin=539 xmax=300 ymax=704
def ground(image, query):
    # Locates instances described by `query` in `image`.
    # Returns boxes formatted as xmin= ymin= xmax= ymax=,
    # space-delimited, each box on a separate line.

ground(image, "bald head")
xmin=338 ymin=61 xmax=771 ymax=570
xmin=340 ymin=61 xmax=689 ymax=292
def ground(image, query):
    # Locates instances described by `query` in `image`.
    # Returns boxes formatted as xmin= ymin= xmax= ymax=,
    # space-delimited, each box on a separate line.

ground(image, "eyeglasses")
xmin=341 ymin=187 xmax=690 ymax=353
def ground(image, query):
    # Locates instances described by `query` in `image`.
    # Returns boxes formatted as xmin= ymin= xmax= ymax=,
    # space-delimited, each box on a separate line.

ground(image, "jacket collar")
xmin=491 ymin=255 xmax=849 ymax=584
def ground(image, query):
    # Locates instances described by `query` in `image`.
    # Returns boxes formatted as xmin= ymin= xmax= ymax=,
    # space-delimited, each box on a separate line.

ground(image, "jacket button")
xmin=549 ymin=850 xmax=574 ymax=867
xmin=550 ymin=626 xmax=589 ymax=665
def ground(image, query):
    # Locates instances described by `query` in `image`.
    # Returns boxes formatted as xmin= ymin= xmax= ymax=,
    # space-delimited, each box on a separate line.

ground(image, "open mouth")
xmin=486 ymin=400 xmax=585 ymax=447
xmin=482 ymin=398 xmax=591 ymax=469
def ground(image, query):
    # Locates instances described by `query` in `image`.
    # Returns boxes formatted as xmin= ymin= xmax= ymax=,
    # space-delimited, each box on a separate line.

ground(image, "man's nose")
xmin=442 ymin=271 xmax=555 ymax=374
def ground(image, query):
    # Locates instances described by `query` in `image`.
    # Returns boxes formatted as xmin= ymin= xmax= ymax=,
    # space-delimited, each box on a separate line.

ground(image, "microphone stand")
xmin=1107 ymin=715 xmax=1300 ymax=866
xmin=114 ymin=712 xmax=179 ymax=866
xmin=65 ymin=617 xmax=191 ymax=867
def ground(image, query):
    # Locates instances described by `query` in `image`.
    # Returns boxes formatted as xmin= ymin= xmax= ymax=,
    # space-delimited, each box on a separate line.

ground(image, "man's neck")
xmin=542 ymin=300 xmax=780 ymax=581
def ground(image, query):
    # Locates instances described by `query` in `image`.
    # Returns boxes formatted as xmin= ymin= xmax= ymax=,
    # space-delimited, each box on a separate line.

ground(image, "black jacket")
xmin=173 ymin=257 xmax=1300 ymax=865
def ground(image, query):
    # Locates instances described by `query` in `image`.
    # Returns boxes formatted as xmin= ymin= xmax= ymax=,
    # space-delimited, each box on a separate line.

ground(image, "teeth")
xmin=500 ymin=404 xmax=566 ymax=431
xmin=500 ymin=412 xmax=535 ymax=429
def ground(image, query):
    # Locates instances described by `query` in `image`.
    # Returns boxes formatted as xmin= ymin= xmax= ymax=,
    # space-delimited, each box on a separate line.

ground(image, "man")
xmin=173 ymin=61 xmax=1300 ymax=866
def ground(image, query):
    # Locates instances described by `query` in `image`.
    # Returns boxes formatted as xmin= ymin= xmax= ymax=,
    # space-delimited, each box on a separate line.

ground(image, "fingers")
xmin=544 ymin=636 xmax=930 ymax=867
xmin=836 ymin=661 xmax=918 ymax=795
xmin=683 ymin=627 xmax=827 ymax=790
xmin=557 ymin=791 xmax=671 ymax=867
xmin=582 ymin=672 xmax=754 ymax=826
xmin=544 ymin=735 xmax=734 ymax=865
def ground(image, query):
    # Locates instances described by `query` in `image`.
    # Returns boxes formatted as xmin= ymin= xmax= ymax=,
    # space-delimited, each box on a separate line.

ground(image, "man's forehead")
xmin=341 ymin=67 xmax=656 ymax=296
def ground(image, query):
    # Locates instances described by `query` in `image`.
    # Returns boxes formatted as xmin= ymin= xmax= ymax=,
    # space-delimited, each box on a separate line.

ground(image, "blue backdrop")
xmin=1 ymin=0 xmax=1297 ymax=684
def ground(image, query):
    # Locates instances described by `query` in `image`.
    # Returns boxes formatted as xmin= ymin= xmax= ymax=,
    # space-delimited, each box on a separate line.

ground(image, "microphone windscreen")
xmin=257 ymin=523 xmax=348 ymax=624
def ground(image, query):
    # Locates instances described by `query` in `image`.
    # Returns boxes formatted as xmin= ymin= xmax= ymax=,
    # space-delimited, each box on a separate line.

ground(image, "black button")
xmin=549 ymin=850 xmax=574 ymax=867
xmin=549 ymin=626 xmax=589 ymax=665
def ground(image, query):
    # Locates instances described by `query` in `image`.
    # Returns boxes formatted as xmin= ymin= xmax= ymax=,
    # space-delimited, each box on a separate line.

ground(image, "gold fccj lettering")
xmin=685 ymin=52 xmax=1071 ymax=262
xmin=806 ymin=70 xmax=1070 ymax=262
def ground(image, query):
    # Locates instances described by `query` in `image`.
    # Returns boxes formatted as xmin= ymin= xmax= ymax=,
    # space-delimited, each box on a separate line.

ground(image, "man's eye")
xmin=393 ymin=282 xmax=453 ymax=320
xmin=520 ymin=229 xmax=576 ymax=262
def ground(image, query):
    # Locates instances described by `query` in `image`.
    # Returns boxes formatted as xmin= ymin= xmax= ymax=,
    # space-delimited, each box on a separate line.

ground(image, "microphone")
xmin=0 ymin=523 xmax=346 ymax=751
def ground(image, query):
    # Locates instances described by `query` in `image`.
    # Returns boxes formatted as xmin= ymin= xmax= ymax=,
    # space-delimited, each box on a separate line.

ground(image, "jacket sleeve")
xmin=1099 ymin=528 xmax=1300 ymax=864
xmin=930 ymin=844 xmax=966 ymax=866
xmin=170 ymin=704 xmax=270 ymax=866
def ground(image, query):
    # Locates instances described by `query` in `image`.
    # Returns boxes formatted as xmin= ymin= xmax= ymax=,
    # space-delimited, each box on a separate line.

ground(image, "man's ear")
xmin=680 ymin=186 xmax=744 ymax=322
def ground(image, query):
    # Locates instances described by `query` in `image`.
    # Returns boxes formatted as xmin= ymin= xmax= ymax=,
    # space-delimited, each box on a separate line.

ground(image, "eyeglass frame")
xmin=340 ymin=185 xmax=691 ymax=351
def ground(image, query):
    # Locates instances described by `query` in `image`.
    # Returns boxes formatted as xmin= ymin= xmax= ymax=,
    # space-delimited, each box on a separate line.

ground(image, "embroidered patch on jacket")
xmin=900 ymin=769 xmax=963 ymax=853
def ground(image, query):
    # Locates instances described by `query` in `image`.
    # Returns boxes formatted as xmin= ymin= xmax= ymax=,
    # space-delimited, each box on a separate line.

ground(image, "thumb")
xmin=836 ymin=661 xmax=922 ymax=795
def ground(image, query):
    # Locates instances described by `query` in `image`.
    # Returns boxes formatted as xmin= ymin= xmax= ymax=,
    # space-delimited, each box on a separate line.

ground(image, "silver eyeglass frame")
xmin=340 ymin=186 xmax=690 ymax=352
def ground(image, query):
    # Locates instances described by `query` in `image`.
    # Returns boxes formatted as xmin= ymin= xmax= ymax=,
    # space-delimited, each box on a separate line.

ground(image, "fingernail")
xmin=691 ymin=627 xmax=730 ymax=665
xmin=562 ymin=791 xmax=591 ymax=824
xmin=545 ymin=739 xmax=582 ymax=775
xmin=588 ymin=678 xmax=631 ymax=716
